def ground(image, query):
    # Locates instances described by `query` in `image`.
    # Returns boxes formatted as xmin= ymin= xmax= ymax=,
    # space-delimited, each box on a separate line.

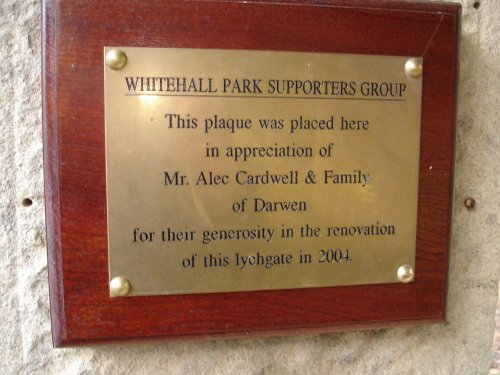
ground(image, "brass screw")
xmin=109 ymin=276 xmax=131 ymax=297
xmin=397 ymin=264 xmax=415 ymax=283
xmin=106 ymin=49 xmax=128 ymax=70
xmin=464 ymin=197 xmax=476 ymax=209
xmin=405 ymin=58 xmax=423 ymax=78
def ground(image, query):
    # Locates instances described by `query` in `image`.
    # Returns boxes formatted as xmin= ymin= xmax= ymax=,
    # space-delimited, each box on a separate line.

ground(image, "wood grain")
xmin=42 ymin=0 xmax=461 ymax=347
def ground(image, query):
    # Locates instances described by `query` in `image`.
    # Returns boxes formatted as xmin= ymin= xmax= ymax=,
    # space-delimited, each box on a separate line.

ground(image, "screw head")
xmin=464 ymin=197 xmax=476 ymax=209
xmin=106 ymin=49 xmax=128 ymax=70
xmin=397 ymin=264 xmax=415 ymax=283
xmin=405 ymin=58 xmax=423 ymax=79
xmin=110 ymin=276 xmax=131 ymax=297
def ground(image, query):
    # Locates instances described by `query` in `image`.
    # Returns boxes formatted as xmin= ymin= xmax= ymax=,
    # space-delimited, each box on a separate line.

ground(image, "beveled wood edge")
xmin=56 ymin=315 xmax=446 ymax=347
xmin=194 ymin=0 xmax=461 ymax=14
xmin=42 ymin=0 xmax=68 ymax=347
xmin=440 ymin=6 xmax=461 ymax=323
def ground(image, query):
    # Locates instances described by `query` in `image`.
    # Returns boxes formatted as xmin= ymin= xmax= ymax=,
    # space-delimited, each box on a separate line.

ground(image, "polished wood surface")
xmin=43 ymin=0 xmax=460 ymax=347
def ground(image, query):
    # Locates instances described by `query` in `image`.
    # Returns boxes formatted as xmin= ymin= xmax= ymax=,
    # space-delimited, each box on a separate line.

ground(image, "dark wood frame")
xmin=42 ymin=0 xmax=460 ymax=347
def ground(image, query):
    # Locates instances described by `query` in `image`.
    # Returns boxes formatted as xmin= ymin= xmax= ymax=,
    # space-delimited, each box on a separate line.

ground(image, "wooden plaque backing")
xmin=42 ymin=0 xmax=460 ymax=347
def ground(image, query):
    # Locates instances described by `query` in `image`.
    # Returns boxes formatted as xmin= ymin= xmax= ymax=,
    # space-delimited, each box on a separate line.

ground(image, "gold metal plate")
xmin=105 ymin=47 xmax=422 ymax=297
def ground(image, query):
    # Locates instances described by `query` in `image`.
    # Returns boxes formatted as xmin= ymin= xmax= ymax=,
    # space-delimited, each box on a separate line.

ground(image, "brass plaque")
xmin=105 ymin=47 xmax=422 ymax=297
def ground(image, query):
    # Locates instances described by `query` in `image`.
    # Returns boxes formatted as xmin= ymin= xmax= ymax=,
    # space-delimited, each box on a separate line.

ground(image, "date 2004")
xmin=317 ymin=248 xmax=352 ymax=263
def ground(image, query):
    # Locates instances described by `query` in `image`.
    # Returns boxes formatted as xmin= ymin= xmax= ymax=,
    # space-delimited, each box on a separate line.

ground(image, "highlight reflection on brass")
xmin=405 ymin=58 xmax=423 ymax=79
xmin=109 ymin=276 xmax=131 ymax=297
xmin=397 ymin=264 xmax=415 ymax=283
xmin=105 ymin=47 xmax=422 ymax=297
xmin=105 ymin=49 xmax=127 ymax=70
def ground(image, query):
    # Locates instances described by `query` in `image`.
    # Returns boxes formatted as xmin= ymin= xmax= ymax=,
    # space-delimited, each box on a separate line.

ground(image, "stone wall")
xmin=0 ymin=0 xmax=498 ymax=373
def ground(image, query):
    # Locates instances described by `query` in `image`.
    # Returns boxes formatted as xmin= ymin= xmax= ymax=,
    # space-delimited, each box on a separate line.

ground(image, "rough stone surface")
xmin=491 ymin=283 xmax=500 ymax=374
xmin=0 ymin=0 xmax=498 ymax=374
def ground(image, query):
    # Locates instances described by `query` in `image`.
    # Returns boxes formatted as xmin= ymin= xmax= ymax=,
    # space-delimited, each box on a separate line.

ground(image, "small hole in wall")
xmin=22 ymin=198 xmax=33 ymax=207
xmin=473 ymin=1 xmax=480 ymax=9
